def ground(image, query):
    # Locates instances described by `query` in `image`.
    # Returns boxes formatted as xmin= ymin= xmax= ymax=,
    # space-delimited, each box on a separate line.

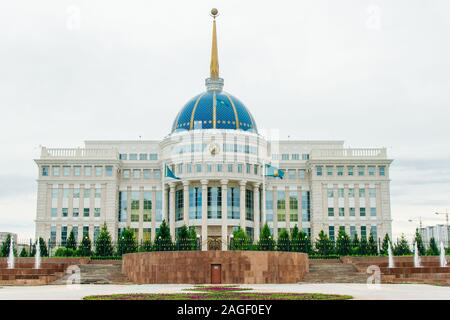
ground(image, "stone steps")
xmin=301 ymin=261 xmax=368 ymax=283
xmin=53 ymin=264 xmax=130 ymax=285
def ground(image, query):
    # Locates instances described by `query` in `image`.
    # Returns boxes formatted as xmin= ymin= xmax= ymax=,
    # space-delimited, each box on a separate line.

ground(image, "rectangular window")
xmin=73 ymin=188 xmax=80 ymax=198
xmin=72 ymin=226 xmax=78 ymax=242
xmin=379 ymin=166 xmax=385 ymax=176
xmin=154 ymin=169 xmax=161 ymax=179
xmin=245 ymin=189 xmax=254 ymax=221
xmin=51 ymin=208 xmax=57 ymax=217
xmin=329 ymin=226 xmax=335 ymax=241
xmin=94 ymin=208 xmax=100 ymax=217
xmin=52 ymin=188 xmax=59 ymax=199
xmin=94 ymin=226 xmax=100 ymax=243
xmin=129 ymin=153 xmax=138 ymax=160
xmin=84 ymin=188 xmax=90 ymax=198
xmin=368 ymin=166 xmax=376 ymax=176
xmin=61 ymin=226 xmax=68 ymax=246
xmin=74 ymin=166 xmax=81 ymax=176
xmin=227 ymin=187 xmax=240 ymax=220
xmin=350 ymin=226 xmax=356 ymax=239
xmin=227 ymin=164 xmax=233 ymax=173
xmin=119 ymin=191 xmax=128 ymax=222
xmin=119 ymin=153 xmax=128 ymax=160
xmin=63 ymin=166 xmax=70 ymax=176
xmin=143 ymin=169 xmax=151 ymax=179
xmin=177 ymin=163 xmax=183 ymax=174
xmin=302 ymin=154 xmax=310 ymax=160
xmin=359 ymin=188 xmax=366 ymax=198
xmin=133 ymin=169 xmax=141 ymax=179
xmin=237 ymin=163 xmax=243 ymax=173
xmin=369 ymin=188 xmax=376 ymax=198
xmin=339 ymin=207 xmax=345 ymax=216
xmin=62 ymin=208 xmax=68 ymax=217
xmin=370 ymin=225 xmax=377 ymax=240
xmin=348 ymin=188 xmax=355 ymax=198
xmin=186 ymin=164 xmax=192 ymax=173
xmin=175 ymin=189 xmax=184 ymax=221
xmin=349 ymin=207 xmax=355 ymax=216
xmin=254 ymin=165 xmax=258 ymax=175
xmin=291 ymin=154 xmax=300 ymax=160
xmin=361 ymin=226 xmax=367 ymax=239
xmin=95 ymin=188 xmax=101 ymax=198
xmin=131 ymin=191 xmax=140 ymax=222
xmin=73 ymin=208 xmax=79 ymax=217
xmin=370 ymin=207 xmax=377 ymax=217
xmin=299 ymin=169 xmax=306 ymax=179
xmin=207 ymin=163 xmax=212 ymax=172
xmin=328 ymin=208 xmax=334 ymax=217
xmin=326 ymin=166 xmax=333 ymax=176
xmin=95 ymin=166 xmax=103 ymax=177
xmin=327 ymin=189 xmax=334 ymax=198
xmin=288 ymin=169 xmax=297 ymax=180
xmin=302 ymin=191 xmax=311 ymax=222
xmin=360 ymin=208 xmax=366 ymax=217
xmin=289 ymin=192 xmax=298 ymax=222
xmin=358 ymin=166 xmax=365 ymax=176
xmin=143 ymin=191 xmax=152 ymax=222
xmin=63 ymin=189 xmax=70 ymax=198
xmin=105 ymin=166 xmax=113 ymax=176
xmin=84 ymin=166 xmax=92 ymax=176
xmin=50 ymin=226 xmax=57 ymax=244
xmin=338 ymin=188 xmax=344 ymax=198
xmin=123 ymin=169 xmax=130 ymax=179
xmin=281 ymin=154 xmax=289 ymax=161
xmin=139 ymin=153 xmax=148 ymax=161
xmin=246 ymin=163 xmax=251 ymax=174
xmin=149 ymin=153 xmax=158 ymax=160
xmin=189 ymin=187 xmax=202 ymax=219
xmin=265 ymin=191 xmax=273 ymax=222
xmin=83 ymin=208 xmax=90 ymax=217
xmin=196 ymin=164 xmax=202 ymax=173
xmin=277 ymin=191 xmax=286 ymax=222
xmin=52 ymin=166 xmax=60 ymax=176
xmin=217 ymin=164 xmax=222 ymax=172
xmin=347 ymin=166 xmax=354 ymax=176
xmin=316 ymin=166 xmax=323 ymax=176
xmin=83 ymin=226 xmax=89 ymax=238
xmin=143 ymin=228 xmax=151 ymax=241
xmin=337 ymin=166 xmax=344 ymax=176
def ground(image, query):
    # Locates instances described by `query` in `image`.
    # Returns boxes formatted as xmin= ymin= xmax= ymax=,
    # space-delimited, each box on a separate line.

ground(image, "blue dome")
xmin=171 ymin=91 xmax=258 ymax=133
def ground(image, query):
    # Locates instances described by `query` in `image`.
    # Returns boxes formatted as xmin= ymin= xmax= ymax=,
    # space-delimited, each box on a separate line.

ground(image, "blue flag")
xmin=165 ymin=164 xmax=180 ymax=180
xmin=265 ymin=164 xmax=285 ymax=179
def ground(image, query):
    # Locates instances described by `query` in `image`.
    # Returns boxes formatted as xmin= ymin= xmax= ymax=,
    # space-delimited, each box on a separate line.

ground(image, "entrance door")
xmin=211 ymin=264 xmax=221 ymax=284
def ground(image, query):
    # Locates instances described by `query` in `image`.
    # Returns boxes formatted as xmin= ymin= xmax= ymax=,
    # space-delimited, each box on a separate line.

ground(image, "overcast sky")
xmin=1 ymin=0 xmax=449 ymax=242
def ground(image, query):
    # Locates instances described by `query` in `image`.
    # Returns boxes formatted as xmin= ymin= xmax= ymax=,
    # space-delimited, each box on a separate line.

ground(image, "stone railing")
xmin=309 ymin=148 xmax=387 ymax=160
xmin=40 ymin=147 xmax=119 ymax=159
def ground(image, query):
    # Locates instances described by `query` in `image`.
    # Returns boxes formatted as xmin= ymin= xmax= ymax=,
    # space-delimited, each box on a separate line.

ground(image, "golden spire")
xmin=210 ymin=8 xmax=219 ymax=79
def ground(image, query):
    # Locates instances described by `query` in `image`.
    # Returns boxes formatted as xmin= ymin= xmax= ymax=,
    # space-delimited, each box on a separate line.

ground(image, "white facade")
xmin=420 ymin=224 xmax=450 ymax=248
xmin=33 ymin=10 xmax=393 ymax=250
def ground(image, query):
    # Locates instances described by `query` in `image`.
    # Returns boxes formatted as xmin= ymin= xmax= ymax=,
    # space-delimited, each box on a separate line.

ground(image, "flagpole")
xmin=262 ymin=160 xmax=266 ymax=226
xmin=162 ymin=161 xmax=166 ymax=222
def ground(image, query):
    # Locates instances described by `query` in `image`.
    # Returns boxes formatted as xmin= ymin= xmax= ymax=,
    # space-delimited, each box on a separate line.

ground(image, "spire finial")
xmin=210 ymin=8 xmax=219 ymax=79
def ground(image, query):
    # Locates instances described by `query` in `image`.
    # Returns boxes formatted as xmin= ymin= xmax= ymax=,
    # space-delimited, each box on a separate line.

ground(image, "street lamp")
xmin=408 ymin=216 xmax=423 ymax=229
xmin=435 ymin=210 xmax=449 ymax=247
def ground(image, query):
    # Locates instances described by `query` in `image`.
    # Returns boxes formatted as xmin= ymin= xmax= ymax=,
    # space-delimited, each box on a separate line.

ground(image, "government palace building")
xmin=34 ymin=10 xmax=393 ymax=251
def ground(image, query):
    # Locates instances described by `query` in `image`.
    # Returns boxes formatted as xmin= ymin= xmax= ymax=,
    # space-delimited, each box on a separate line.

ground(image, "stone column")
xmin=261 ymin=182 xmax=266 ymax=226
xmin=183 ymin=181 xmax=190 ymax=226
xmin=151 ymin=186 xmax=156 ymax=241
xmin=239 ymin=180 xmax=247 ymax=231
xmin=201 ymin=179 xmax=208 ymax=251
xmin=221 ymin=179 xmax=228 ymax=251
xmin=253 ymin=183 xmax=261 ymax=242
xmin=273 ymin=186 xmax=278 ymax=239
xmin=169 ymin=182 xmax=176 ymax=241
xmin=285 ymin=186 xmax=290 ymax=231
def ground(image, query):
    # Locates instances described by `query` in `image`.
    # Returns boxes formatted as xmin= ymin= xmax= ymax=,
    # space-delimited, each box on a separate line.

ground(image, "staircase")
xmin=301 ymin=259 xmax=368 ymax=283
xmin=53 ymin=263 xmax=130 ymax=285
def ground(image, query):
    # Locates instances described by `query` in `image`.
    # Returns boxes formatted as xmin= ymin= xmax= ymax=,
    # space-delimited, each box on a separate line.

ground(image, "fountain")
xmin=414 ymin=242 xmax=421 ymax=268
xmin=7 ymin=237 xmax=14 ymax=269
xmin=440 ymin=241 xmax=447 ymax=268
xmin=388 ymin=241 xmax=395 ymax=268
xmin=35 ymin=240 xmax=41 ymax=269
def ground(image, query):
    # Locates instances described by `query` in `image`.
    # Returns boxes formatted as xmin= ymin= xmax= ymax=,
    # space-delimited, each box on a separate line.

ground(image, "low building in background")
xmin=420 ymin=224 xmax=450 ymax=248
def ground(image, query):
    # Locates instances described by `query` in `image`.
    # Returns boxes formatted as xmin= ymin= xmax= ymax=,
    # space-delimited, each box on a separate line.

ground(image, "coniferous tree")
xmin=315 ymin=230 xmax=334 ymax=256
xmin=413 ymin=228 xmax=426 ymax=256
xmin=427 ymin=237 xmax=440 ymax=256
xmin=117 ymin=228 xmax=138 ymax=255
xmin=66 ymin=230 xmax=77 ymax=250
xmin=258 ymin=223 xmax=275 ymax=251
xmin=188 ymin=227 xmax=198 ymax=250
xmin=230 ymin=227 xmax=251 ymax=250
xmin=290 ymin=225 xmax=300 ymax=252
xmin=95 ymin=223 xmax=114 ymax=257
xmin=277 ymin=229 xmax=290 ymax=251
xmin=394 ymin=234 xmax=412 ymax=256
xmin=351 ymin=232 xmax=360 ymax=255
xmin=381 ymin=233 xmax=391 ymax=255
xmin=78 ymin=235 xmax=92 ymax=256
xmin=336 ymin=228 xmax=351 ymax=256
xmin=154 ymin=220 xmax=172 ymax=251
xmin=298 ymin=230 xmax=312 ymax=254
xmin=19 ymin=247 xmax=28 ymax=257
xmin=176 ymin=225 xmax=190 ymax=250
xmin=359 ymin=235 xmax=368 ymax=255
xmin=38 ymin=237 xmax=48 ymax=257
xmin=0 ymin=234 xmax=12 ymax=257
xmin=368 ymin=232 xmax=378 ymax=255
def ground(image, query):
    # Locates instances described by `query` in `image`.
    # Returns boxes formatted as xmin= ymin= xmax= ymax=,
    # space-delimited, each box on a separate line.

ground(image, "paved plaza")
xmin=0 ymin=283 xmax=449 ymax=300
